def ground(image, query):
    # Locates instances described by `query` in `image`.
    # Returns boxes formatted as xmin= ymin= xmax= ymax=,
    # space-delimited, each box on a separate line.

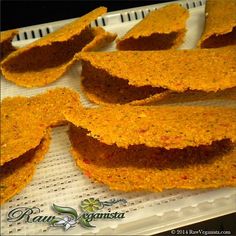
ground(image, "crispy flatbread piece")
xmin=65 ymin=105 xmax=236 ymax=149
xmin=0 ymin=29 xmax=18 ymax=61
xmin=146 ymin=87 xmax=236 ymax=106
xmin=1 ymin=7 xmax=116 ymax=87
xmin=0 ymin=130 xmax=51 ymax=205
xmin=1 ymin=88 xmax=81 ymax=166
xmin=78 ymin=47 xmax=236 ymax=104
xmin=80 ymin=62 xmax=167 ymax=105
xmin=117 ymin=4 xmax=189 ymax=50
xmin=69 ymin=125 xmax=236 ymax=192
xmin=198 ymin=0 xmax=236 ymax=48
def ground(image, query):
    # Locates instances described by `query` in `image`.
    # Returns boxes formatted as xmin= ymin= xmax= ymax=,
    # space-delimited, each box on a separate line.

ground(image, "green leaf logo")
xmin=52 ymin=204 xmax=78 ymax=219
xmin=78 ymin=216 xmax=95 ymax=228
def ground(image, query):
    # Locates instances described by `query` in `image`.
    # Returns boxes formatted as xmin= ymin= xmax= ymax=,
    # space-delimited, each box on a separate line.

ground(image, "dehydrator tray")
xmin=1 ymin=0 xmax=235 ymax=235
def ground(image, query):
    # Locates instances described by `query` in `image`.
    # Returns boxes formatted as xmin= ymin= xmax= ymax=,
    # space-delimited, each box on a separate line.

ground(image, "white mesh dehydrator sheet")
xmin=1 ymin=3 xmax=236 ymax=236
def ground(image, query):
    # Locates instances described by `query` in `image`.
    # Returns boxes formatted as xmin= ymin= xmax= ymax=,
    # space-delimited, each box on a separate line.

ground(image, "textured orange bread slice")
xmin=198 ymin=0 xmax=236 ymax=48
xmin=78 ymin=47 xmax=236 ymax=104
xmin=1 ymin=88 xmax=81 ymax=166
xmin=69 ymin=125 xmax=236 ymax=192
xmin=64 ymin=105 xmax=236 ymax=149
xmin=1 ymin=7 xmax=116 ymax=87
xmin=0 ymin=129 xmax=51 ymax=205
xmin=0 ymin=29 xmax=18 ymax=61
xmin=117 ymin=4 xmax=189 ymax=50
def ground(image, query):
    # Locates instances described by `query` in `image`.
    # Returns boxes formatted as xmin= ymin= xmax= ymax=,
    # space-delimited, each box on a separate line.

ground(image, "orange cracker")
xmin=117 ymin=4 xmax=189 ymax=50
xmin=82 ymin=27 xmax=117 ymax=52
xmin=0 ymin=130 xmax=51 ymax=205
xmin=146 ymin=87 xmax=236 ymax=106
xmin=80 ymin=62 xmax=167 ymax=105
xmin=64 ymin=105 xmax=236 ymax=149
xmin=1 ymin=87 xmax=81 ymax=166
xmin=78 ymin=47 xmax=236 ymax=104
xmin=69 ymin=125 xmax=236 ymax=192
xmin=1 ymin=7 xmax=116 ymax=87
xmin=0 ymin=29 xmax=18 ymax=61
xmin=198 ymin=0 xmax=236 ymax=48
xmin=81 ymin=68 xmax=236 ymax=106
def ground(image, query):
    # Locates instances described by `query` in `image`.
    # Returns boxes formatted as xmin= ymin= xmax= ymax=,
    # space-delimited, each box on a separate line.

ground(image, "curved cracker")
xmin=0 ymin=129 xmax=51 ymax=205
xmin=78 ymin=47 xmax=236 ymax=105
xmin=82 ymin=27 xmax=117 ymax=52
xmin=64 ymin=105 xmax=236 ymax=149
xmin=1 ymin=87 xmax=81 ymax=166
xmin=1 ymin=7 xmax=116 ymax=87
xmin=198 ymin=0 xmax=236 ymax=48
xmin=117 ymin=4 xmax=189 ymax=50
xmin=146 ymin=87 xmax=236 ymax=106
xmin=0 ymin=29 xmax=18 ymax=61
xmin=69 ymin=126 xmax=236 ymax=192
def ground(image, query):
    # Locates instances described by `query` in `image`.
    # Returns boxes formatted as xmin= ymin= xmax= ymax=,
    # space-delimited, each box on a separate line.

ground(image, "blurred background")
xmin=1 ymin=0 xmax=176 ymax=30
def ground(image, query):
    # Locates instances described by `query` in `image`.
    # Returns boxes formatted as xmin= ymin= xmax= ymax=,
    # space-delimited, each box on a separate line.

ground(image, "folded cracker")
xmin=69 ymin=125 xmax=236 ymax=192
xmin=64 ymin=105 xmax=236 ymax=149
xmin=0 ymin=29 xmax=18 ymax=61
xmin=198 ymin=0 xmax=236 ymax=48
xmin=1 ymin=87 xmax=81 ymax=166
xmin=78 ymin=47 xmax=236 ymax=104
xmin=1 ymin=7 xmax=116 ymax=87
xmin=116 ymin=4 xmax=189 ymax=50
xmin=0 ymin=129 xmax=51 ymax=205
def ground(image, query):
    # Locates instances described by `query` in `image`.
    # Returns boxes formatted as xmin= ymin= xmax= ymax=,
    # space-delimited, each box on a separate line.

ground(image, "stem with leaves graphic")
xmin=50 ymin=204 xmax=78 ymax=231
xmin=101 ymin=199 xmax=127 ymax=208
xmin=50 ymin=204 xmax=94 ymax=229
xmin=78 ymin=216 xmax=95 ymax=228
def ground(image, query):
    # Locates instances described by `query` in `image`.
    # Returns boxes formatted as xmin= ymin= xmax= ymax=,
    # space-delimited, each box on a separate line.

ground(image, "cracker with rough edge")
xmin=198 ymin=0 xmax=236 ymax=48
xmin=64 ymin=105 xmax=236 ymax=149
xmin=78 ymin=47 xmax=236 ymax=105
xmin=1 ymin=7 xmax=116 ymax=87
xmin=117 ymin=4 xmax=189 ymax=50
xmin=80 ymin=61 xmax=167 ymax=105
xmin=69 ymin=125 xmax=236 ymax=192
xmin=0 ymin=130 xmax=51 ymax=205
xmin=146 ymin=87 xmax=236 ymax=106
xmin=82 ymin=27 xmax=116 ymax=52
xmin=0 ymin=29 xmax=18 ymax=61
xmin=1 ymin=87 xmax=81 ymax=166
